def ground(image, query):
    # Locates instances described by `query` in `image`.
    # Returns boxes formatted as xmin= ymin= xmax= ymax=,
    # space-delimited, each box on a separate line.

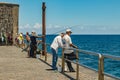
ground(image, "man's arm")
xmin=35 ymin=35 xmax=45 ymax=38
xmin=69 ymin=37 xmax=78 ymax=49
xmin=57 ymin=37 xmax=63 ymax=48
xmin=70 ymin=44 xmax=78 ymax=49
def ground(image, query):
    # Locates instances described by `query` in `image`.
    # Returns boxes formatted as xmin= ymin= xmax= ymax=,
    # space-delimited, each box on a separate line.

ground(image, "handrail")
xmin=66 ymin=47 xmax=100 ymax=56
xmin=38 ymin=43 xmax=120 ymax=80
xmin=61 ymin=48 xmax=80 ymax=80
xmin=61 ymin=47 xmax=104 ymax=80
xmin=103 ymin=54 xmax=120 ymax=60
xmin=37 ymin=42 xmax=51 ymax=61
xmin=61 ymin=47 xmax=120 ymax=80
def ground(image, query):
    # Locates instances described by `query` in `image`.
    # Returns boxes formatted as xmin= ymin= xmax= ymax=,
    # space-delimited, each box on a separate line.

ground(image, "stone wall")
xmin=0 ymin=3 xmax=19 ymax=45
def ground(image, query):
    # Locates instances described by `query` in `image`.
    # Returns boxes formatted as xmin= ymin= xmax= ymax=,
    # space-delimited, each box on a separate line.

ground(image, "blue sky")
xmin=0 ymin=0 xmax=120 ymax=34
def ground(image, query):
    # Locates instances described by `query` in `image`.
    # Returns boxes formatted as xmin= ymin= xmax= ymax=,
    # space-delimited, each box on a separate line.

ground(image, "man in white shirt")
xmin=63 ymin=29 xmax=77 ymax=72
xmin=51 ymin=33 xmax=65 ymax=70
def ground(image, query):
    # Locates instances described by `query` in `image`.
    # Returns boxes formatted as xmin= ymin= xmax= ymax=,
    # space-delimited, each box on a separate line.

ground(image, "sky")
xmin=0 ymin=0 xmax=120 ymax=34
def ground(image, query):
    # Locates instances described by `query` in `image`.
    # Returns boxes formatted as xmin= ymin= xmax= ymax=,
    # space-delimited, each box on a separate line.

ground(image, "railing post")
xmin=98 ymin=54 xmax=104 ymax=80
xmin=76 ymin=50 xmax=79 ymax=80
xmin=62 ymin=48 xmax=65 ymax=72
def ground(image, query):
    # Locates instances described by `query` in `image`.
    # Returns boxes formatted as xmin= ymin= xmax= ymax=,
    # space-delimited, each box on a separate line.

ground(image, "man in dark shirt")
xmin=30 ymin=32 xmax=43 ymax=58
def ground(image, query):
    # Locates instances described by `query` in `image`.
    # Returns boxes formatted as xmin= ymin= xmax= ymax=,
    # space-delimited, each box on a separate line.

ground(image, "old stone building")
xmin=0 ymin=2 xmax=19 ymax=45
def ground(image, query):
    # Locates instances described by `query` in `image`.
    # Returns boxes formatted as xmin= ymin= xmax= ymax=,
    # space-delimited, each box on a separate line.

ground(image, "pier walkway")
xmin=0 ymin=46 xmax=116 ymax=80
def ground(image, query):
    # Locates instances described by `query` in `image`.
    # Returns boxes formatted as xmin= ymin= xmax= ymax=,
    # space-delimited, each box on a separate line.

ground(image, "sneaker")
xmin=70 ymin=70 xmax=75 ymax=72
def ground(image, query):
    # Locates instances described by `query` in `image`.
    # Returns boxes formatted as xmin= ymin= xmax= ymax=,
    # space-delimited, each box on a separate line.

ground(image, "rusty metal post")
xmin=62 ymin=48 xmax=65 ymax=72
xmin=42 ymin=2 xmax=46 ymax=57
xmin=98 ymin=54 xmax=104 ymax=80
xmin=76 ymin=50 xmax=79 ymax=80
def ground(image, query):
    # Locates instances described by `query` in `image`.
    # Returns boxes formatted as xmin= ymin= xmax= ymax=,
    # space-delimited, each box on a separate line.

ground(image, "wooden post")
xmin=98 ymin=54 xmax=104 ymax=80
xmin=62 ymin=48 xmax=65 ymax=72
xmin=42 ymin=2 xmax=46 ymax=57
xmin=76 ymin=50 xmax=79 ymax=80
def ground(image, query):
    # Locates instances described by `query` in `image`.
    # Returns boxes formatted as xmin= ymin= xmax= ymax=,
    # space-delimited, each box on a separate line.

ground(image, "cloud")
xmin=19 ymin=26 xmax=24 ymax=29
xmin=19 ymin=24 xmax=31 ymax=29
xmin=23 ymin=23 xmax=62 ymax=34
xmin=100 ymin=26 xmax=106 ymax=30
xmin=33 ymin=23 xmax=42 ymax=29
xmin=20 ymin=23 xmax=120 ymax=34
xmin=47 ymin=24 xmax=52 ymax=28
xmin=19 ymin=23 xmax=42 ymax=34
xmin=24 ymin=24 xmax=31 ymax=28
xmin=54 ymin=25 xmax=61 ymax=28
xmin=80 ymin=26 xmax=84 ymax=30
xmin=19 ymin=23 xmax=42 ymax=30
xmin=47 ymin=24 xmax=62 ymax=29
xmin=46 ymin=24 xmax=65 ymax=34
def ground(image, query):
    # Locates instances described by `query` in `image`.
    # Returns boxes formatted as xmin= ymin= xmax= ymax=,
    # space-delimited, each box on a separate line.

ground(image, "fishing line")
xmin=50 ymin=25 xmax=81 ymax=35
xmin=46 ymin=25 xmax=82 ymax=49
xmin=46 ymin=25 xmax=81 ymax=44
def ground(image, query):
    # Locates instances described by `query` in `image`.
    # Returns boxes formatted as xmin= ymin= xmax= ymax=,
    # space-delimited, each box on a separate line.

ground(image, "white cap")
xmin=59 ymin=33 xmax=65 ymax=36
xmin=20 ymin=34 xmax=22 ymax=36
xmin=66 ymin=29 xmax=72 ymax=33
xmin=32 ymin=30 xmax=35 ymax=32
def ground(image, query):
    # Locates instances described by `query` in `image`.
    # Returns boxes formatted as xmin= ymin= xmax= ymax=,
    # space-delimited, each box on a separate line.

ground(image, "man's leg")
xmin=51 ymin=48 xmax=57 ymax=70
xmin=64 ymin=54 xmax=75 ymax=72
xmin=33 ymin=45 xmax=37 ymax=58
xmin=22 ymin=45 xmax=27 ymax=52
xmin=30 ymin=44 xmax=34 ymax=57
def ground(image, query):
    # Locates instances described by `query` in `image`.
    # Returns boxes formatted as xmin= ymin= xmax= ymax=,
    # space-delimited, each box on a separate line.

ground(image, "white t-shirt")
xmin=51 ymin=35 xmax=63 ymax=52
xmin=63 ymin=34 xmax=73 ymax=54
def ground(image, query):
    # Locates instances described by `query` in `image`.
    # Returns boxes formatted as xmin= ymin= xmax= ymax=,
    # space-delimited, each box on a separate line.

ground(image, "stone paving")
xmin=0 ymin=46 xmax=116 ymax=80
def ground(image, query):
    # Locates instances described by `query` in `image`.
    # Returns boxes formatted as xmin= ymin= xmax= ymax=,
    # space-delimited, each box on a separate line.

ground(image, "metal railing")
xmin=61 ymin=47 xmax=120 ymax=80
xmin=37 ymin=43 xmax=120 ymax=80
xmin=61 ymin=48 xmax=80 ymax=80
xmin=37 ymin=42 xmax=50 ymax=61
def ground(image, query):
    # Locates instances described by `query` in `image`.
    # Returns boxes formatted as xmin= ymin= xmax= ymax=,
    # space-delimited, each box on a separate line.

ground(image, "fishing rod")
xmin=50 ymin=25 xmax=82 ymax=35
xmin=46 ymin=25 xmax=82 ymax=49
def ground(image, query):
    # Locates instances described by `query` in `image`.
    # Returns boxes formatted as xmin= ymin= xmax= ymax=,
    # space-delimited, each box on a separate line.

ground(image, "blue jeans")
xmin=51 ymin=48 xmax=58 ymax=70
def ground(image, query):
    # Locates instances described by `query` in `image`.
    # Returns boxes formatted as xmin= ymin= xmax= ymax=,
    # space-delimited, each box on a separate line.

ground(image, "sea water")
xmin=38 ymin=35 xmax=120 ymax=78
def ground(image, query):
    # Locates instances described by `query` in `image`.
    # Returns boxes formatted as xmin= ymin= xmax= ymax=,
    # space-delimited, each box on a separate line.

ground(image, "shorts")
xmin=19 ymin=40 xmax=22 ymax=44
